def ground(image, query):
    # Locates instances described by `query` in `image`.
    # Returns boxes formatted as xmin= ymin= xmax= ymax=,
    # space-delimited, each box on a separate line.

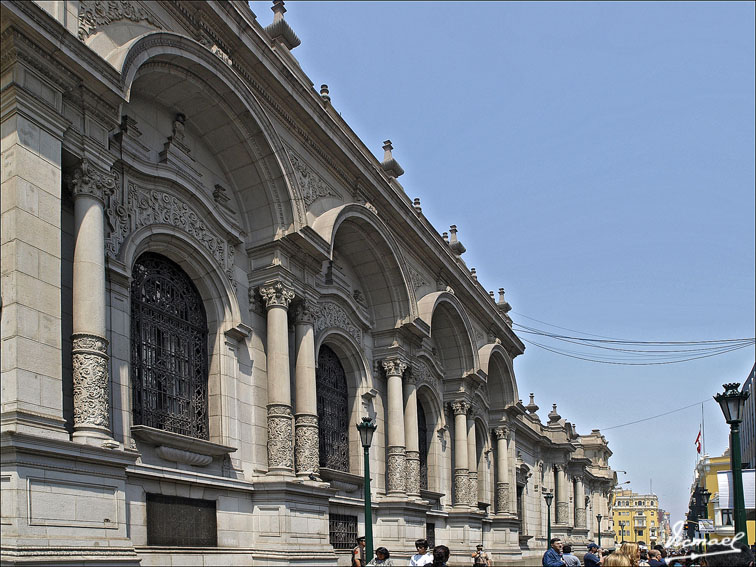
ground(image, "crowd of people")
xmin=542 ymin=537 xmax=755 ymax=567
xmin=351 ymin=537 xmax=491 ymax=567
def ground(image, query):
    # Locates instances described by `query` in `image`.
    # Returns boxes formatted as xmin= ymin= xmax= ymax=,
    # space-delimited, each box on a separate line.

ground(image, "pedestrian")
xmin=562 ymin=544 xmax=581 ymax=566
xmin=543 ymin=538 xmax=567 ymax=567
xmin=410 ymin=539 xmax=433 ymax=566
xmin=353 ymin=536 xmax=366 ymax=567
xmin=700 ymin=541 xmax=755 ymax=567
xmin=647 ymin=549 xmax=665 ymax=567
xmin=368 ymin=546 xmax=394 ymax=566
xmin=619 ymin=542 xmax=641 ymax=567
xmin=431 ymin=545 xmax=450 ymax=567
xmin=604 ymin=554 xmax=632 ymax=567
xmin=472 ymin=543 xmax=492 ymax=567
xmin=584 ymin=542 xmax=602 ymax=567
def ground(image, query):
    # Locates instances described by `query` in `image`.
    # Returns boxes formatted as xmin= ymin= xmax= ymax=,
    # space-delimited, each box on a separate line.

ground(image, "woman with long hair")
xmin=619 ymin=542 xmax=641 ymax=567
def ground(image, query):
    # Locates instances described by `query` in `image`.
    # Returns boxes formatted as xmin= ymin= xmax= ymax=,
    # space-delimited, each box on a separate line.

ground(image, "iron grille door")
xmin=316 ymin=345 xmax=349 ymax=471
xmin=146 ymin=494 xmax=217 ymax=546
xmin=329 ymin=513 xmax=357 ymax=550
xmin=426 ymin=522 xmax=436 ymax=548
xmin=418 ymin=400 xmax=429 ymax=490
xmin=131 ymin=253 xmax=209 ymax=439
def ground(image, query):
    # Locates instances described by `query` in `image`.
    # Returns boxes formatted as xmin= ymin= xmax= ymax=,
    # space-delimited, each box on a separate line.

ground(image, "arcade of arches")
xmin=0 ymin=1 xmax=616 ymax=565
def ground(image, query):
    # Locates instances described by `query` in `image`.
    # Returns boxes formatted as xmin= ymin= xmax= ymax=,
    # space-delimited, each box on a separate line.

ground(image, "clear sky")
xmin=254 ymin=1 xmax=756 ymax=523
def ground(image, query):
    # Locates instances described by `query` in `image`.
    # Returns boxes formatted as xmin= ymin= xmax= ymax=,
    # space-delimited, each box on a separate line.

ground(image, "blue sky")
xmin=255 ymin=1 xmax=756 ymax=523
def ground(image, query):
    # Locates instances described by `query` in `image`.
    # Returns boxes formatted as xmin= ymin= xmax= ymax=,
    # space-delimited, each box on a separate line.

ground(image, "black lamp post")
xmin=543 ymin=490 xmax=554 ymax=544
xmin=714 ymin=383 xmax=750 ymax=539
xmin=356 ymin=416 xmax=377 ymax=564
xmin=700 ymin=488 xmax=711 ymax=545
xmin=596 ymin=514 xmax=603 ymax=547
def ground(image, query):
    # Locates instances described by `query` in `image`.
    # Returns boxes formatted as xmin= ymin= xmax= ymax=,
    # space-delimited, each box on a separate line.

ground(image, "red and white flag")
xmin=695 ymin=428 xmax=702 ymax=454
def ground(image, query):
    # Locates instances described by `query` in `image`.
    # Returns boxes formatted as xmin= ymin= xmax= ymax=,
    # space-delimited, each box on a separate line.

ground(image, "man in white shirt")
xmin=409 ymin=539 xmax=433 ymax=566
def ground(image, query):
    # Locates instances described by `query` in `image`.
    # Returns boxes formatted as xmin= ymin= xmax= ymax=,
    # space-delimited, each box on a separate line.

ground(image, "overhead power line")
xmin=600 ymin=398 xmax=714 ymax=431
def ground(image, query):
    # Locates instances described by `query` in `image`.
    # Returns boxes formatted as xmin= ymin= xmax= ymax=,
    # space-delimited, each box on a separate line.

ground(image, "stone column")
xmin=70 ymin=160 xmax=115 ymax=444
xmin=403 ymin=370 xmax=420 ymax=498
xmin=509 ymin=429 xmax=518 ymax=515
xmin=493 ymin=424 xmax=510 ymax=515
xmin=467 ymin=410 xmax=478 ymax=507
xmin=555 ymin=465 xmax=569 ymax=524
xmin=383 ymin=358 xmax=408 ymax=496
xmin=451 ymin=400 xmax=470 ymax=507
xmin=575 ymin=475 xmax=586 ymax=528
xmin=260 ymin=281 xmax=295 ymax=475
xmin=294 ymin=300 xmax=318 ymax=478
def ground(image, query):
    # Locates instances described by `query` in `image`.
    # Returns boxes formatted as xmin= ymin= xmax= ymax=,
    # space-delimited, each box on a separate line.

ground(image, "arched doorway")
xmin=316 ymin=345 xmax=350 ymax=471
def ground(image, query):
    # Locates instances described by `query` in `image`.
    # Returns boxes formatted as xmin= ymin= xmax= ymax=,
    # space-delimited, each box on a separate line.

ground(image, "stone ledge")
xmin=131 ymin=425 xmax=237 ymax=461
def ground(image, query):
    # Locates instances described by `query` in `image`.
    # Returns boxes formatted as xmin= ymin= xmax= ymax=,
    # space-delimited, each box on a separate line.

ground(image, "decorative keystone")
xmin=380 ymin=140 xmax=405 ymax=178
xmin=265 ymin=0 xmax=301 ymax=50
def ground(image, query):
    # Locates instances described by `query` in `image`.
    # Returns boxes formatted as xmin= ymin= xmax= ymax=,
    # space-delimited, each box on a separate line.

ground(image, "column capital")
xmin=382 ymin=357 xmax=408 ymax=377
xmin=404 ymin=368 xmax=417 ymax=385
xmin=493 ymin=424 xmax=510 ymax=440
xmin=293 ymin=299 xmax=318 ymax=324
xmin=260 ymin=281 xmax=295 ymax=310
xmin=450 ymin=400 xmax=470 ymax=416
xmin=70 ymin=159 xmax=116 ymax=205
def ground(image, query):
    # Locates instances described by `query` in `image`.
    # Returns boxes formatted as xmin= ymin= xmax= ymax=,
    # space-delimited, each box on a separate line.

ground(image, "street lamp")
xmin=714 ymin=383 xmax=750 ymax=539
xmin=543 ymin=490 xmax=554 ymax=544
xmin=356 ymin=416 xmax=377 ymax=564
xmin=700 ymin=488 xmax=711 ymax=546
xmin=596 ymin=514 xmax=603 ymax=547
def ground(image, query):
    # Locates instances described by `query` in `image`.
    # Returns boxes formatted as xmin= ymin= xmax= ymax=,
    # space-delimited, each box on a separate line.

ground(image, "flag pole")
xmin=701 ymin=402 xmax=706 ymax=456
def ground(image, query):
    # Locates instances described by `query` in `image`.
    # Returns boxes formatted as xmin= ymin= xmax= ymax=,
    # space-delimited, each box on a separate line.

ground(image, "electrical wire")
xmin=600 ymin=398 xmax=715 ymax=431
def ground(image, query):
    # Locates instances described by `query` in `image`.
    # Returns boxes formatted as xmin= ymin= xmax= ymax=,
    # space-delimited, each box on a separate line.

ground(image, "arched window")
xmin=131 ymin=253 xmax=208 ymax=439
xmin=418 ymin=399 xmax=429 ymax=490
xmin=316 ymin=345 xmax=349 ymax=471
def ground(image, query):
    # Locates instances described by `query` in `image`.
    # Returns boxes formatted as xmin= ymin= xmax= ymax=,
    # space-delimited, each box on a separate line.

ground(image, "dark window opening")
xmin=418 ymin=400 xmax=429 ymax=490
xmin=329 ymin=513 xmax=357 ymax=550
xmin=146 ymin=494 xmax=216 ymax=546
xmin=317 ymin=345 xmax=349 ymax=471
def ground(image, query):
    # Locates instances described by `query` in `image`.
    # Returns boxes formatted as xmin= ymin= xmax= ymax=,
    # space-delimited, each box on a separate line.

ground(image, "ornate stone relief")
xmin=78 ymin=0 xmax=161 ymax=40
xmin=267 ymin=404 xmax=293 ymax=470
xmin=287 ymin=149 xmax=339 ymax=207
xmin=413 ymin=360 xmax=442 ymax=394
xmin=71 ymin=333 xmax=110 ymax=430
xmin=405 ymin=450 xmax=421 ymax=496
xmin=314 ymin=301 xmax=362 ymax=345
xmin=407 ymin=265 xmax=428 ymax=290
xmin=294 ymin=414 xmax=319 ymax=475
xmin=260 ymin=281 xmax=295 ymax=310
xmin=382 ymin=358 xmax=408 ymax=378
xmin=70 ymin=159 xmax=116 ymax=205
xmin=104 ymin=182 xmax=236 ymax=285
xmin=387 ymin=446 xmax=406 ymax=494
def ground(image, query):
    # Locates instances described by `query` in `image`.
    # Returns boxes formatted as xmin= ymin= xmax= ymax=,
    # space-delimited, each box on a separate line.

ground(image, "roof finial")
xmin=320 ymin=84 xmax=330 ymax=103
xmin=380 ymin=140 xmax=405 ymax=178
xmin=449 ymin=225 xmax=466 ymax=256
xmin=497 ymin=287 xmax=512 ymax=314
xmin=265 ymin=0 xmax=301 ymax=50
xmin=272 ymin=0 xmax=286 ymax=22
xmin=470 ymin=267 xmax=477 ymax=281
xmin=413 ymin=198 xmax=422 ymax=213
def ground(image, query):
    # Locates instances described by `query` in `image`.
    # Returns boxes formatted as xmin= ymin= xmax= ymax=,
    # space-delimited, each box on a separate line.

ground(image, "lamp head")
xmin=356 ymin=416 xmax=377 ymax=448
xmin=714 ymin=382 xmax=749 ymax=424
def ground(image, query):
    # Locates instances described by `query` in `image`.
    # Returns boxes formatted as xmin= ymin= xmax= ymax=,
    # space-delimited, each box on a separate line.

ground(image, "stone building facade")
xmin=0 ymin=1 xmax=616 ymax=564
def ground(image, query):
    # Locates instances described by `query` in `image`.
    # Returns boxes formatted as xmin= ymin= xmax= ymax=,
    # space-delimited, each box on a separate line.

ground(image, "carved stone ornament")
xmin=407 ymin=265 xmax=428 ymax=290
xmin=314 ymin=301 xmax=362 ymax=345
xmin=576 ymin=507 xmax=587 ymax=528
xmin=454 ymin=469 xmax=469 ymax=506
xmin=78 ymin=0 xmax=161 ymax=40
xmin=294 ymin=414 xmax=319 ymax=475
xmin=405 ymin=450 xmax=421 ymax=496
xmin=104 ymin=182 xmax=236 ymax=284
xmin=382 ymin=358 xmax=408 ymax=378
xmin=288 ymin=149 xmax=339 ymax=207
xmin=496 ymin=482 xmax=510 ymax=515
xmin=387 ymin=446 xmax=406 ymax=494
xmin=70 ymin=159 xmax=116 ymax=205
xmin=294 ymin=300 xmax=319 ymax=325
xmin=493 ymin=425 xmax=510 ymax=440
xmin=260 ymin=281 xmax=295 ymax=310
xmin=468 ymin=472 xmax=479 ymax=507
xmin=451 ymin=400 xmax=470 ymax=416
xmin=71 ymin=333 xmax=110 ymax=430
xmin=156 ymin=446 xmax=212 ymax=467
xmin=267 ymin=404 xmax=293 ymax=470
xmin=413 ymin=361 xmax=441 ymax=394
xmin=556 ymin=501 xmax=570 ymax=525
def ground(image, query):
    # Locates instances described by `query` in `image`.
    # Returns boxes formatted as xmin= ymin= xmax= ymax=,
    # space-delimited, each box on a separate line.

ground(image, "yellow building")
xmin=611 ymin=489 xmax=662 ymax=546
xmin=691 ymin=451 xmax=756 ymax=545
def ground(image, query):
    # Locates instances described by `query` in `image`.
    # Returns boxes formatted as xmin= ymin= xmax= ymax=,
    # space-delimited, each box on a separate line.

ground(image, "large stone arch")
xmin=417 ymin=291 xmax=477 ymax=379
xmin=312 ymin=204 xmax=415 ymax=331
xmin=478 ymin=343 xmax=519 ymax=414
xmin=116 ymin=32 xmax=305 ymax=244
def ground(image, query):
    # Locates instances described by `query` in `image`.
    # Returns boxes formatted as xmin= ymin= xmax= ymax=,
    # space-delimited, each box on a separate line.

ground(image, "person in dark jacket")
xmin=543 ymin=538 xmax=567 ymax=567
xmin=584 ymin=542 xmax=602 ymax=567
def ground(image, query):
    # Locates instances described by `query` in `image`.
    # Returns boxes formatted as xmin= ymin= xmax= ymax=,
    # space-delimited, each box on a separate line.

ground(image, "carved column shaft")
xmin=575 ymin=476 xmax=586 ymax=528
xmin=452 ymin=400 xmax=470 ymax=507
xmin=467 ymin=413 xmax=478 ymax=507
xmin=494 ymin=425 xmax=510 ymax=515
xmin=294 ymin=303 xmax=318 ymax=477
xmin=403 ymin=372 xmax=420 ymax=498
xmin=261 ymin=281 xmax=295 ymax=474
xmin=555 ymin=466 xmax=569 ymax=524
xmin=384 ymin=358 xmax=408 ymax=496
xmin=71 ymin=160 xmax=114 ymax=443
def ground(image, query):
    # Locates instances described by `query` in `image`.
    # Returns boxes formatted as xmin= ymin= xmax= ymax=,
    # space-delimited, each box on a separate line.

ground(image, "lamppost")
xmin=357 ymin=416 xmax=377 ymax=564
xmin=714 ymin=383 xmax=750 ymax=539
xmin=700 ymin=488 xmax=711 ymax=547
xmin=543 ymin=490 xmax=554 ymax=544
xmin=596 ymin=514 xmax=603 ymax=547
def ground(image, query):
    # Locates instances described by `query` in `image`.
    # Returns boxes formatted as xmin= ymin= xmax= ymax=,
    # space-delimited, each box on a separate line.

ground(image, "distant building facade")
xmin=0 ymin=1 xmax=616 ymax=565
xmin=611 ymin=489 xmax=661 ymax=546
xmin=741 ymin=364 xmax=755 ymax=469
